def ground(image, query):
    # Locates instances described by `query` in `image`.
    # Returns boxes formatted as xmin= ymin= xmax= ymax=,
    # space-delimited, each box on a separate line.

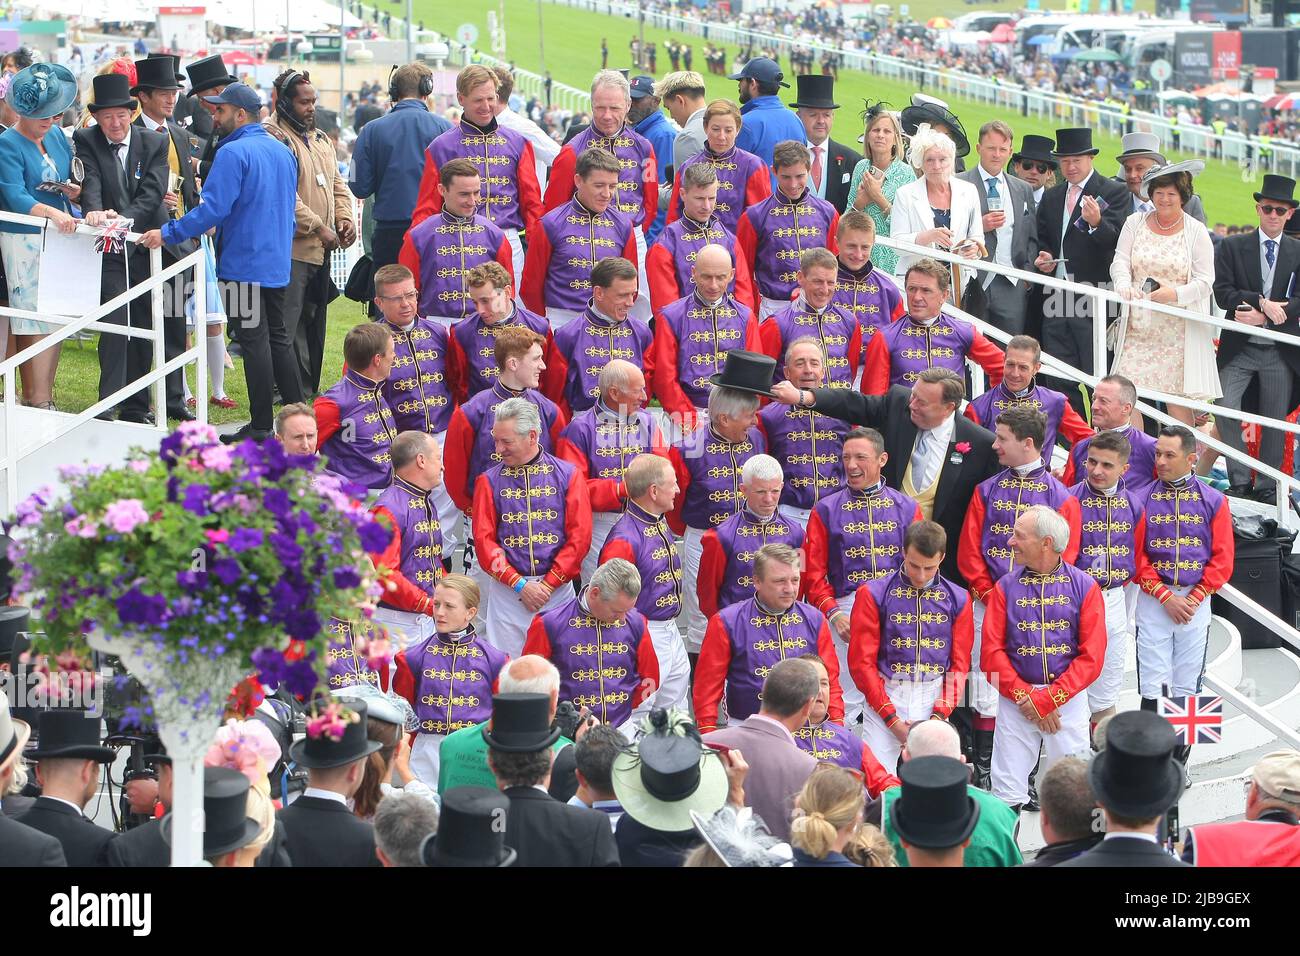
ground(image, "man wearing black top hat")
xmin=277 ymin=697 xmax=384 ymax=867
xmin=1060 ymin=710 xmax=1189 ymax=867
xmin=0 ymin=689 xmax=66 ymax=866
xmin=901 ymin=95 xmax=970 ymax=174
xmin=485 ymin=693 xmax=620 ymax=867
xmin=133 ymin=55 xmax=203 ymax=422
xmin=420 ymin=786 xmax=518 ymax=867
xmin=791 ymin=75 xmax=860 ymax=214
xmin=73 ymin=73 xmax=174 ymax=424
xmin=183 ymin=54 xmax=239 ymax=181
xmin=1032 ymin=128 xmax=1129 ymax=417
xmin=888 ymin=754 xmax=981 ymax=867
xmin=16 ymin=710 xmax=118 ymax=866
xmin=1211 ymin=174 xmax=1300 ymax=503
xmin=1011 ymin=135 xmax=1058 ymax=206
xmin=162 ymin=766 xmax=262 ymax=867
xmin=105 ymin=745 xmax=172 ymax=867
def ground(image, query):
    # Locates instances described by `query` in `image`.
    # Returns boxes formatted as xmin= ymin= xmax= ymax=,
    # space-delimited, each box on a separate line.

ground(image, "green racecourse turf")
xmin=417 ymin=0 xmax=1258 ymax=224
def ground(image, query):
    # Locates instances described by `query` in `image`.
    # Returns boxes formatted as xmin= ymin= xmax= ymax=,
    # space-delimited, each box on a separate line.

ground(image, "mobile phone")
xmin=1141 ymin=277 xmax=1161 ymax=294
xmin=1236 ymin=301 xmax=1254 ymax=312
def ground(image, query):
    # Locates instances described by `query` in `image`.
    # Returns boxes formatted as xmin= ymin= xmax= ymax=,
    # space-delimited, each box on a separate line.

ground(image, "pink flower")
xmin=205 ymin=529 xmax=231 ymax=545
xmin=65 ymin=515 xmax=99 ymax=538
xmin=128 ymin=460 xmax=151 ymax=474
xmin=955 ymin=442 xmax=972 ymax=454
xmin=306 ymin=702 xmax=356 ymax=742
xmin=199 ymin=444 xmax=234 ymax=472
xmin=103 ymin=499 xmax=150 ymax=534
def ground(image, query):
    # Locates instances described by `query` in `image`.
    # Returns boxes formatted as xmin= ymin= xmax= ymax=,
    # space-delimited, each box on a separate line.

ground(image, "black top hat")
xmin=707 ymin=349 xmax=777 ymax=398
xmin=87 ymin=73 xmax=137 ymax=114
xmin=184 ymin=54 xmax=238 ymax=97
xmin=0 ymin=605 xmax=30 ymax=664
xmin=481 ymin=694 xmax=561 ymax=753
xmin=132 ymin=56 xmax=182 ymax=94
xmin=1089 ymin=710 xmax=1185 ymax=819
xmin=1012 ymin=134 xmax=1059 ymax=168
xmin=790 ymin=74 xmax=839 ymax=110
xmin=421 ymin=786 xmax=517 ymax=867
xmin=147 ymin=52 xmax=185 ymax=81
xmin=24 ymin=709 xmax=115 ymax=763
xmin=1052 ymin=128 xmax=1099 ymax=158
xmin=889 ymin=755 xmax=981 ymax=850
xmin=901 ymin=95 xmax=969 ymax=157
xmin=1254 ymin=174 xmax=1299 ymax=208
xmin=288 ymin=698 xmax=384 ymax=769
xmin=161 ymin=766 xmax=261 ymax=858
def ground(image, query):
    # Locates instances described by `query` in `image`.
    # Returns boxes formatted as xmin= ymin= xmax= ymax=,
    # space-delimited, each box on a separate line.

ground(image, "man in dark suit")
xmin=791 ymin=74 xmax=860 ymax=214
xmin=770 ymin=367 xmax=997 ymax=587
xmin=959 ymin=120 xmax=1039 ymax=336
xmin=0 ymin=691 xmax=66 ymax=866
xmin=16 ymin=709 xmax=117 ymax=867
xmin=1033 ymin=128 xmax=1129 ymax=416
xmin=104 ymin=752 xmax=171 ymax=867
xmin=74 ymin=73 xmax=172 ymax=424
xmin=1061 ymin=711 xmax=1190 ymax=868
xmin=182 ymin=54 xmax=238 ymax=181
xmin=486 ymin=693 xmax=620 ymax=867
xmin=1212 ymin=174 xmax=1300 ymax=504
xmin=132 ymin=55 xmax=202 ymax=422
xmin=277 ymin=697 xmax=383 ymax=867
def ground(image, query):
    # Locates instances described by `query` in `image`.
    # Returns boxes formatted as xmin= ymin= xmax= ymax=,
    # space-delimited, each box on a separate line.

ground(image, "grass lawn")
xmin=46 ymin=298 xmax=372 ymax=424
xmin=417 ymin=0 xmax=1258 ymax=224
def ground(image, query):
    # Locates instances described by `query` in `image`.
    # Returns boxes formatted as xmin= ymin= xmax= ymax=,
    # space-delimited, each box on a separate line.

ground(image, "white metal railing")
xmin=545 ymin=0 xmax=1300 ymax=180
xmin=0 ymin=212 xmax=209 ymax=507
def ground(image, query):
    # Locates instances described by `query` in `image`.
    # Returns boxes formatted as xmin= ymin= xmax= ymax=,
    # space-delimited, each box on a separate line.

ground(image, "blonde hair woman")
xmin=846 ymin=102 xmax=915 ymax=275
xmin=843 ymin=823 xmax=898 ymax=867
xmin=790 ymin=764 xmax=865 ymax=866
xmin=204 ymin=718 xmax=288 ymax=866
xmin=889 ymin=125 xmax=983 ymax=285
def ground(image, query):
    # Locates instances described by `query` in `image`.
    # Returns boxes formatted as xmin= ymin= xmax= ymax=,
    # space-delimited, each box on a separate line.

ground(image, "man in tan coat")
xmin=265 ymin=68 xmax=356 ymax=395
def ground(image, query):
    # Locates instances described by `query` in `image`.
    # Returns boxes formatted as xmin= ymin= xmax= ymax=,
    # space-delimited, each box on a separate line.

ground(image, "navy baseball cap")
xmin=202 ymin=82 xmax=262 ymax=114
xmin=727 ymin=56 xmax=789 ymax=88
xmin=629 ymin=75 xmax=656 ymax=99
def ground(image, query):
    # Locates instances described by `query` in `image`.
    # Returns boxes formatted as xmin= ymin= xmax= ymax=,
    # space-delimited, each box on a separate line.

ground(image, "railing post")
xmin=150 ymin=245 xmax=165 ymax=431
xmin=3 ymin=367 xmax=13 ymax=512
xmin=194 ymin=254 xmax=209 ymax=427
xmin=1090 ymin=289 xmax=1108 ymax=385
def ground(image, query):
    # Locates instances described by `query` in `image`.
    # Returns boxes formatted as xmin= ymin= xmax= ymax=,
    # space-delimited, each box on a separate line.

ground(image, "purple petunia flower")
xmin=263 ymin=487 xmax=292 ymax=519
xmin=182 ymin=484 xmax=210 ymax=516
xmin=333 ymin=567 xmax=361 ymax=590
xmin=358 ymin=519 xmax=391 ymax=553
xmin=210 ymin=557 xmax=243 ymax=586
xmin=176 ymin=570 xmax=209 ymax=590
xmin=226 ymin=527 xmax=264 ymax=552
xmin=269 ymin=531 xmax=303 ymax=567
xmin=285 ymin=609 xmax=322 ymax=642
xmin=117 ymin=587 xmax=168 ymax=627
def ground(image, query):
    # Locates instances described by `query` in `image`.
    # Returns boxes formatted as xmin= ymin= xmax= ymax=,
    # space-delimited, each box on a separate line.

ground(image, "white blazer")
xmin=889 ymin=174 xmax=983 ymax=284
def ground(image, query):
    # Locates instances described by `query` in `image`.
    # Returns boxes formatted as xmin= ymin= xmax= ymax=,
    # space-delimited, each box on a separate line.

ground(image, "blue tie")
xmin=1266 ymin=239 xmax=1277 ymax=269
xmin=986 ymin=177 xmax=1000 ymax=199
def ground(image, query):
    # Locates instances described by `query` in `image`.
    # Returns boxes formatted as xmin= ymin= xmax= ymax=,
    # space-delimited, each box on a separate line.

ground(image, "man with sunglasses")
xmin=1009 ymin=135 xmax=1058 ymax=206
xmin=1211 ymin=174 xmax=1300 ymax=504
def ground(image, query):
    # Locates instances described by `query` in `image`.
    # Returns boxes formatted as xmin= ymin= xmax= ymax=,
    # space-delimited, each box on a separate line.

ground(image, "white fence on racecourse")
xmin=0 ymin=212 xmax=210 ymax=507
xmin=531 ymin=0 xmax=1300 ymax=181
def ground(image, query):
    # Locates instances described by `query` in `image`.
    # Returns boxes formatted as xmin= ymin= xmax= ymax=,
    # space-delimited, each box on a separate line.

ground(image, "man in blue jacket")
xmin=730 ymin=56 xmax=804 ymax=188
xmin=141 ymin=83 xmax=303 ymax=444
xmin=628 ymin=75 xmax=676 ymax=244
xmin=348 ymin=63 xmax=450 ymax=314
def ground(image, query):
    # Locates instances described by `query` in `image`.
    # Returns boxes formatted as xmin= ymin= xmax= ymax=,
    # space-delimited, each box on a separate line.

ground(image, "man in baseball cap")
xmin=728 ymin=56 xmax=804 ymax=177
xmin=1182 ymin=750 xmax=1300 ymax=865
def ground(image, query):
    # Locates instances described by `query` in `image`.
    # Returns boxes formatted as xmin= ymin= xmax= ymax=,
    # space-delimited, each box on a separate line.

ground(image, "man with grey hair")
xmin=525 ymin=558 xmax=659 ymax=733
xmin=670 ymin=385 xmax=766 ymax=659
xmin=542 ymin=68 xmax=658 ymax=322
xmin=981 ymin=505 xmax=1105 ymax=811
xmin=600 ymin=453 xmax=690 ymax=709
xmin=698 ymin=454 xmax=804 ymax=627
xmin=472 ymin=397 xmax=593 ymax=657
xmin=655 ymin=70 xmax=707 ymax=170
xmin=696 ymin=543 xmax=842 ymax=737
xmin=558 ymin=357 xmax=669 ymax=582
xmin=373 ymin=790 xmax=440 ymax=867
xmin=703 ymin=656 xmax=822 ymax=841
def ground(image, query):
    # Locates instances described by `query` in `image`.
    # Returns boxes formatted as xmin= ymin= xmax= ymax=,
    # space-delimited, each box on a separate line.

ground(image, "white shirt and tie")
xmin=978 ymin=163 xmax=1016 ymax=286
xmin=1058 ymin=170 xmax=1096 ymax=278
xmin=1260 ymin=227 xmax=1284 ymax=296
xmin=807 ymin=140 xmax=828 ymax=200
xmin=909 ymin=412 xmax=956 ymax=492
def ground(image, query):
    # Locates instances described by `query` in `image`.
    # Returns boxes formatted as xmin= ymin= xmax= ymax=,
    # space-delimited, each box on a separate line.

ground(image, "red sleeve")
xmin=1061 ymin=448 xmax=1078 ymax=487
xmin=646 ymin=242 xmax=680 ymax=316
xmin=743 ymin=315 xmax=762 ymax=352
xmin=758 ymin=316 xmax=781 ymax=360
xmin=599 ymin=535 xmax=636 ymax=565
xmin=957 ymin=491 xmax=995 ymax=602
xmin=818 ymin=619 xmax=845 ymax=723
xmin=444 ymin=407 xmax=475 ymax=513
xmin=1191 ymin=498 xmax=1236 ymax=606
xmin=980 ymin=583 xmax=1035 ymax=707
xmin=664 ymin=170 xmax=682 ymax=224
xmin=861 ymin=747 xmax=900 ymax=799
xmin=558 ymin=435 xmax=625 ymax=513
xmin=542 ymin=473 xmax=592 ymax=589
xmin=634 ymin=621 xmax=660 ymax=707
xmin=472 ymin=473 xmax=523 ymax=587
xmin=969 ymin=331 xmax=1005 ymax=386
xmin=653 ymin=318 xmax=693 ymax=421
xmin=937 ymin=593 xmax=974 ymax=719
xmin=313 ymin=396 xmax=341 ymax=447
xmin=746 ymin=167 xmax=772 ymax=208
xmin=890 ymin=295 xmax=905 ymax=322
xmin=516 ymin=141 xmax=543 ymax=236
xmin=398 ymin=233 xmax=422 ymax=288
xmin=1060 ymin=495 xmax=1082 ymax=566
xmin=641 ymin=147 xmax=659 ymax=237
xmin=849 ymin=586 xmax=895 ymax=725
xmin=861 ymin=334 xmax=890 ymax=395
xmin=520 ymin=224 xmax=552 ymax=314
xmin=446 ymin=330 xmax=469 ymax=405
xmin=539 ymin=335 xmax=566 ymax=405
xmin=802 ymin=510 xmax=838 ymax=617
xmin=542 ymin=145 xmax=577 ymax=213
xmin=963 ymin=404 xmax=980 ymax=428
xmin=549 ymin=406 xmax=569 ymax=448
xmin=733 ymin=213 xmax=760 ymax=315
xmin=826 ymin=212 xmax=840 ymax=254
xmin=496 ymin=236 xmax=515 ymax=287
xmin=410 ymin=150 xmax=441 ymax=227
xmin=1032 ymin=582 xmax=1106 ymax=717
xmin=733 ymin=250 xmax=755 ymax=313
xmin=521 ymin=616 xmax=553 ymax=661
xmin=640 ymin=327 xmax=656 ymax=396
xmin=666 ymin=446 xmax=691 ymax=536
xmin=846 ymin=321 xmax=862 ymax=381
xmin=367 ymin=506 xmax=433 ymax=614
xmin=392 ymin=652 xmax=416 ymax=708
xmin=696 ymin=529 xmax=726 ymax=620
xmin=1058 ymin=403 xmax=1094 ymax=445
xmin=622 ymin=230 xmax=639 ymax=269
xmin=693 ymin=614 xmax=733 ymax=733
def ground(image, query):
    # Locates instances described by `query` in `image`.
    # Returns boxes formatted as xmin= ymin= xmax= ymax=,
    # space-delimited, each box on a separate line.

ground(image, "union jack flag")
xmin=1159 ymin=695 xmax=1224 ymax=745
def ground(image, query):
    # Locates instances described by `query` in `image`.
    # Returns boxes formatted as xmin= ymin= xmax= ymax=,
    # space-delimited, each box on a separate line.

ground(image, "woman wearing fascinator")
xmin=204 ymin=718 xmax=290 ymax=866
xmin=846 ymin=101 xmax=916 ymax=275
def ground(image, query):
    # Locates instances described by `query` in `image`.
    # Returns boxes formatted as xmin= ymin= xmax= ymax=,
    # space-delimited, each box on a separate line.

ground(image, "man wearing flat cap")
xmin=1182 ymin=749 xmax=1300 ymax=866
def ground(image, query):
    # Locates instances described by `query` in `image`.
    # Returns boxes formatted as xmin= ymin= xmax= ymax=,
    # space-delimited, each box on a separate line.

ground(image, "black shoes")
xmin=167 ymin=404 xmax=197 ymax=422
xmin=219 ymin=425 xmax=271 ymax=445
xmin=117 ymin=410 xmax=155 ymax=425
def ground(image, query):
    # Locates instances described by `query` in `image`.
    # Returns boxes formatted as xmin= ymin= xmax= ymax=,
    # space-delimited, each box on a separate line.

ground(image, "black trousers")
xmin=98 ymin=250 xmax=153 ymax=415
xmin=367 ymin=221 xmax=409 ymax=317
xmin=281 ymin=259 xmax=329 ymax=396
xmin=221 ymin=280 xmax=303 ymax=434
xmin=1041 ymin=288 xmax=1115 ymax=418
xmin=160 ymin=250 xmax=190 ymax=411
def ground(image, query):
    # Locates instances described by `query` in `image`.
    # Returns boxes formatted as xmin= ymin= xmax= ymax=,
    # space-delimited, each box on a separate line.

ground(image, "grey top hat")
xmin=1116 ymin=131 xmax=1166 ymax=165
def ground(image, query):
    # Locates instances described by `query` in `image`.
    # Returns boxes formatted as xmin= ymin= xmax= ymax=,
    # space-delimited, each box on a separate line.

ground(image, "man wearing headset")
xmin=264 ymin=68 xmax=356 ymax=396
xmin=349 ymin=62 xmax=450 ymax=315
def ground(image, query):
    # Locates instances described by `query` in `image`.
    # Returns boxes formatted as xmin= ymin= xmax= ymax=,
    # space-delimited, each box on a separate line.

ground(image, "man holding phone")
xmin=1211 ymin=174 xmax=1300 ymax=503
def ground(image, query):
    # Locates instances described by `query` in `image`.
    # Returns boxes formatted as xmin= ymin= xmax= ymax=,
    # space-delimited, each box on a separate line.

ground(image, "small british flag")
xmin=1159 ymin=695 xmax=1224 ymax=745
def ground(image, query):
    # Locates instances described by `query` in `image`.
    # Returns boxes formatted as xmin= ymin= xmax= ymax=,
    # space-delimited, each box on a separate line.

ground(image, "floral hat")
xmin=8 ymin=63 xmax=78 ymax=120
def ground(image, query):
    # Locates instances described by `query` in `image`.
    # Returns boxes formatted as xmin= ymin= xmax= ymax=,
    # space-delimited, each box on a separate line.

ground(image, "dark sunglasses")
xmin=1017 ymin=160 xmax=1053 ymax=174
xmin=1258 ymin=203 xmax=1294 ymax=216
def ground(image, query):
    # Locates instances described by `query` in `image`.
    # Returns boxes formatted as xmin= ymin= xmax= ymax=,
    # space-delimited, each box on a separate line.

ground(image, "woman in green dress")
xmin=845 ymin=103 xmax=915 ymax=276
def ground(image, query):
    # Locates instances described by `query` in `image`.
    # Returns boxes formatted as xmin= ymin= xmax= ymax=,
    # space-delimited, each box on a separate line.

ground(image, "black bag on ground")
xmin=1210 ymin=514 xmax=1295 ymax=650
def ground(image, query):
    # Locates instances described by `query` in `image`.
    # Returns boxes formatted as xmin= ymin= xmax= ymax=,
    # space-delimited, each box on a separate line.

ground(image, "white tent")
xmin=18 ymin=0 xmax=361 ymax=32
